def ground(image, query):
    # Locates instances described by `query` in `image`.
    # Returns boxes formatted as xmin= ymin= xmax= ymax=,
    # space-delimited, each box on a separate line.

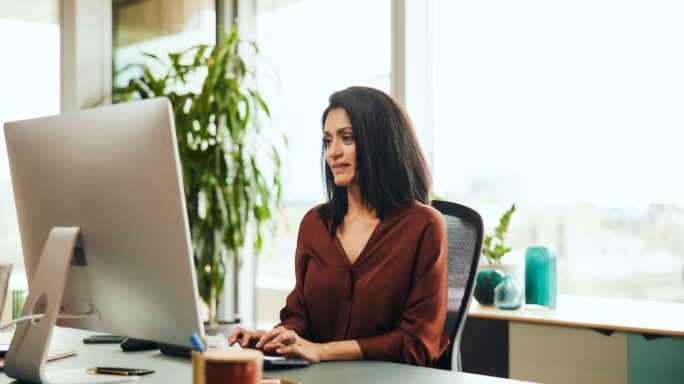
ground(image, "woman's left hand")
xmin=274 ymin=341 xmax=324 ymax=363
xmin=256 ymin=326 xmax=298 ymax=351
xmin=259 ymin=331 xmax=324 ymax=363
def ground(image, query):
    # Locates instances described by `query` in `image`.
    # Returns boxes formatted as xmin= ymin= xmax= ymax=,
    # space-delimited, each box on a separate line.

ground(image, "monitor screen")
xmin=4 ymin=98 xmax=204 ymax=347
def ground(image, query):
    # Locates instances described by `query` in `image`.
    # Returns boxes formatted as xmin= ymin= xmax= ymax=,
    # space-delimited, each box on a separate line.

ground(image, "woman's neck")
xmin=346 ymin=184 xmax=376 ymax=219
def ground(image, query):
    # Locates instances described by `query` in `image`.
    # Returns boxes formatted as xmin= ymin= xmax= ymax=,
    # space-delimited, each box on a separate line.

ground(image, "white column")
xmin=391 ymin=0 xmax=406 ymax=107
xmin=221 ymin=0 xmax=257 ymax=328
xmin=60 ymin=0 xmax=112 ymax=112
xmin=404 ymin=0 xmax=434 ymax=169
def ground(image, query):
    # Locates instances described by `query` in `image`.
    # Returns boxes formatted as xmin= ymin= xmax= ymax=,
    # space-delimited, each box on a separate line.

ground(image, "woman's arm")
xmin=259 ymin=329 xmax=363 ymax=363
xmin=278 ymin=339 xmax=363 ymax=363
xmin=317 ymin=340 xmax=363 ymax=361
xmin=275 ymin=211 xmax=318 ymax=335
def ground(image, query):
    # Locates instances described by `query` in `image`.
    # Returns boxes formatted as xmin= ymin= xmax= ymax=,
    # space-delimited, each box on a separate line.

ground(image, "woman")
xmin=229 ymin=86 xmax=449 ymax=366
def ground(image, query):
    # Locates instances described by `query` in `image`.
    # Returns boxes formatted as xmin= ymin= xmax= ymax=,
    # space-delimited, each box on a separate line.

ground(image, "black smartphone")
xmin=83 ymin=335 xmax=129 ymax=344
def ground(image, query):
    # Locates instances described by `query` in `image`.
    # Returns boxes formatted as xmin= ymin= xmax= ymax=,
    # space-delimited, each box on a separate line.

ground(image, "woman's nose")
xmin=329 ymin=140 xmax=343 ymax=157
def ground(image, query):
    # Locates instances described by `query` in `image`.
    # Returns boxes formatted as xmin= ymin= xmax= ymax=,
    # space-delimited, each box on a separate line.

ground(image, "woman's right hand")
xmin=228 ymin=327 xmax=266 ymax=348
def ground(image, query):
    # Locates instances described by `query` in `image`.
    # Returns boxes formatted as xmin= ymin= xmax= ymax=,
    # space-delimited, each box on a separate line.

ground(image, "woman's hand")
xmin=227 ymin=327 xmax=266 ymax=348
xmin=254 ymin=326 xmax=298 ymax=352
xmin=274 ymin=342 xmax=325 ymax=363
xmin=255 ymin=326 xmax=325 ymax=363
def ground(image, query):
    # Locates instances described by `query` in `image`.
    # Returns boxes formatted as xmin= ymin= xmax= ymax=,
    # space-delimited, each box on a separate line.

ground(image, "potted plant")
xmin=482 ymin=204 xmax=516 ymax=266
xmin=113 ymin=26 xmax=283 ymax=327
xmin=474 ymin=204 xmax=516 ymax=305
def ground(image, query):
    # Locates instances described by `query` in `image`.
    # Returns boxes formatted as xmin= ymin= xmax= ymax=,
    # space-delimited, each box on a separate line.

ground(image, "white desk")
xmin=463 ymin=296 xmax=684 ymax=384
xmin=469 ymin=295 xmax=684 ymax=337
xmin=0 ymin=328 xmax=531 ymax=384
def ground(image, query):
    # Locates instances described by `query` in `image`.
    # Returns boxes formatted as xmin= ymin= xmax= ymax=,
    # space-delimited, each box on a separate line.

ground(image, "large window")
xmin=427 ymin=0 xmax=684 ymax=302
xmin=113 ymin=0 xmax=215 ymax=87
xmin=0 ymin=1 xmax=60 ymax=287
xmin=254 ymin=0 xmax=391 ymax=328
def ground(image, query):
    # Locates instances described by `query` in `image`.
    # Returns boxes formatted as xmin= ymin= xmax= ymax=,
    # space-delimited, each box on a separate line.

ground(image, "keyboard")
xmin=263 ymin=356 xmax=310 ymax=370
xmin=156 ymin=341 xmax=310 ymax=370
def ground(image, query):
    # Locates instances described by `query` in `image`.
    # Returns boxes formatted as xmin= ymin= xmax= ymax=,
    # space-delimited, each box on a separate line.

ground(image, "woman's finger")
xmin=255 ymin=327 xmax=287 ymax=349
xmin=275 ymin=343 xmax=301 ymax=358
xmin=262 ymin=341 xmax=286 ymax=353
xmin=228 ymin=327 xmax=246 ymax=345
xmin=265 ymin=330 xmax=297 ymax=348
xmin=240 ymin=331 xmax=256 ymax=347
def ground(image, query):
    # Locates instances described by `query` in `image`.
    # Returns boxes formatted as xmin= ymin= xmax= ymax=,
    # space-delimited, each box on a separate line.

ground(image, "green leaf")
xmin=482 ymin=204 xmax=516 ymax=263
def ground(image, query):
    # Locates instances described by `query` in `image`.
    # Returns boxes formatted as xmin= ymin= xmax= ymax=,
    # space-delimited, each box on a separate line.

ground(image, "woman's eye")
xmin=342 ymin=135 xmax=354 ymax=143
xmin=322 ymin=138 xmax=332 ymax=147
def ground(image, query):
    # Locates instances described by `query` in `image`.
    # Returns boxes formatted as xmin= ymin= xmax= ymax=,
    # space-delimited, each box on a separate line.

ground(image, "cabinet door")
xmin=510 ymin=322 xmax=627 ymax=384
xmin=629 ymin=334 xmax=684 ymax=384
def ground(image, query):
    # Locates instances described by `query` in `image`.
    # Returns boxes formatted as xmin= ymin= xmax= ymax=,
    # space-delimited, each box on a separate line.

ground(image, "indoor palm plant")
xmin=113 ymin=26 xmax=283 ymax=325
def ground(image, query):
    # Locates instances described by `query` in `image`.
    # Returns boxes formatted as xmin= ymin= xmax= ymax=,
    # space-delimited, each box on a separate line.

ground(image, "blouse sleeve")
xmin=356 ymin=215 xmax=450 ymax=366
xmin=275 ymin=212 xmax=313 ymax=336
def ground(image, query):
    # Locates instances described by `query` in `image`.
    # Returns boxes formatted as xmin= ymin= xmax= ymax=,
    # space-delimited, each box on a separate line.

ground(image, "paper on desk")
xmin=205 ymin=334 xmax=233 ymax=349
xmin=0 ymin=333 xmax=12 ymax=344
xmin=47 ymin=368 xmax=139 ymax=383
xmin=0 ymin=348 xmax=77 ymax=369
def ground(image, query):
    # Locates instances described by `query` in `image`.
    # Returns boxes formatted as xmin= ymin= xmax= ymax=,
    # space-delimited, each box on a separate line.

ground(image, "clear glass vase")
xmin=494 ymin=275 xmax=522 ymax=310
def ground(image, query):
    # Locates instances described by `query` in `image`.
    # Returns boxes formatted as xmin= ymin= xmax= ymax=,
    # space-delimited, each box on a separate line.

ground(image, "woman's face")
xmin=323 ymin=108 xmax=357 ymax=187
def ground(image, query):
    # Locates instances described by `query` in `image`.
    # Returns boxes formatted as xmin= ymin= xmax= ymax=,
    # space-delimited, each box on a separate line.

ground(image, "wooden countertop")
xmin=468 ymin=295 xmax=684 ymax=337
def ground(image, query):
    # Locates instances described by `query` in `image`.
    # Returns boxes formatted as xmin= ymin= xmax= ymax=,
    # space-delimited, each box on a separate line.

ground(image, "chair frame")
xmin=432 ymin=200 xmax=483 ymax=371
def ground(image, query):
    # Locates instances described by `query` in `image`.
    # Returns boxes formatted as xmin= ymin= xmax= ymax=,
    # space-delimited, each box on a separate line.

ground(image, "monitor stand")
xmin=4 ymin=227 xmax=135 ymax=384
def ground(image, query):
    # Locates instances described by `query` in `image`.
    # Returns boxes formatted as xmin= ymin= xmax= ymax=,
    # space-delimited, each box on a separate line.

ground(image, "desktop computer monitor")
xmin=3 ymin=98 xmax=204 ymax=382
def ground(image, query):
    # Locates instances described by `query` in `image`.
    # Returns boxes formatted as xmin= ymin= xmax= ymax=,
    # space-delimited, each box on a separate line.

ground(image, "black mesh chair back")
xmin=431 ymin=200 xmax=483 ymax=371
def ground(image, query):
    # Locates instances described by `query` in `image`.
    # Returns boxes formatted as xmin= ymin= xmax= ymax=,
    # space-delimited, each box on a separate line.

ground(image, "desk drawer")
xmin=628 ymin=334 xmax=684 ymax=384
xmin=510 ymin=322 xmax=627 ymax=384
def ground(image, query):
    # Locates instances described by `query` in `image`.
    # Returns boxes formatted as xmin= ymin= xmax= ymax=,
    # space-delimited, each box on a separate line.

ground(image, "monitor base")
xmin=4 ymin=227 xmax=82 ymax=383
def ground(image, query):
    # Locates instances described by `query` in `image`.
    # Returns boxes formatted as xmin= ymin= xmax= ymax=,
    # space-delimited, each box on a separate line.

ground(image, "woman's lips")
xmin=332 ymin=164 xmax=349 ymax=174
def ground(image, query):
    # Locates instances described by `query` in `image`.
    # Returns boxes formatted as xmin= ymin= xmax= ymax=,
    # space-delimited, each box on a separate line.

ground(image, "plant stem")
xmin=209 ymin=285 xmax=218 ymax=325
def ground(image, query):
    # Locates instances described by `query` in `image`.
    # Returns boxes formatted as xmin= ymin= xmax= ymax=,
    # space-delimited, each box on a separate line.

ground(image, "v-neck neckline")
xmin=329 ymin=201 xmax=418 ymax=267
xmin=334 ymin=218 xmax=384 ymax=267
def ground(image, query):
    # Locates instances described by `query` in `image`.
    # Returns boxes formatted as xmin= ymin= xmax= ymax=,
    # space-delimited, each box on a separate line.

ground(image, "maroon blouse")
xmin=277 ymin=201 xmax=450 ymax=366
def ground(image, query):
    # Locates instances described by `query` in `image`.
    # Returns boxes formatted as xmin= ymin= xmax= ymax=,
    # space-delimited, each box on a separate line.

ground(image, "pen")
xmin=190 ymin=332 xmax=206 ymax=353
xmin=87 ymin=367 xmax=135 ymax=376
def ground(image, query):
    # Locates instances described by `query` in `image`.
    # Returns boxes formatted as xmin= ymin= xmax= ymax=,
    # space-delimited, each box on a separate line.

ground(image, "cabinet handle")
xmin=639 ymin=333 xmax=666 ymax=341
xmin=590 ymin=328 xmax=615 ymax=336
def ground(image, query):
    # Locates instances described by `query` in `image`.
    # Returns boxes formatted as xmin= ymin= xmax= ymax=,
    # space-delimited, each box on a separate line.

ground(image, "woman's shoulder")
xmin=299 ymin=203 xmax=329 ymax=229
xmin=397 ymin=200 xmax=445 ymax=225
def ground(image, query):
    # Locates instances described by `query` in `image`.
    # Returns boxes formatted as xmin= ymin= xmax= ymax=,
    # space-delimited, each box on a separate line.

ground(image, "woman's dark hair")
xmin=318 ymin=86 xmax=432 ymax=235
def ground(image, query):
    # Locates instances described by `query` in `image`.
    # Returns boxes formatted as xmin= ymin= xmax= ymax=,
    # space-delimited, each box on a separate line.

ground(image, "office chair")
xmin=431 ymin=200 xmax=483 ymax=371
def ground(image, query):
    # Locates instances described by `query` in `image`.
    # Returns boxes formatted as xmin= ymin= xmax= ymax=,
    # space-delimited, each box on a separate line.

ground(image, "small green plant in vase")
xmin=482 ymin=204 xmax=516 ymax=264
xmin=474 ymin=204 xmax=516 ymax=305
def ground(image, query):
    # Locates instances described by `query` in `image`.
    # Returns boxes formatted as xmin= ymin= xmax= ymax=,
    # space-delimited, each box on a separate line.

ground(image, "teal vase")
xmin=494 ymin=275 xmax=522 ymax=310
xmin=525 ymin=246 xmax=557 ymax=308
xmin=474 ymin=269 xmax=505 ymax=305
